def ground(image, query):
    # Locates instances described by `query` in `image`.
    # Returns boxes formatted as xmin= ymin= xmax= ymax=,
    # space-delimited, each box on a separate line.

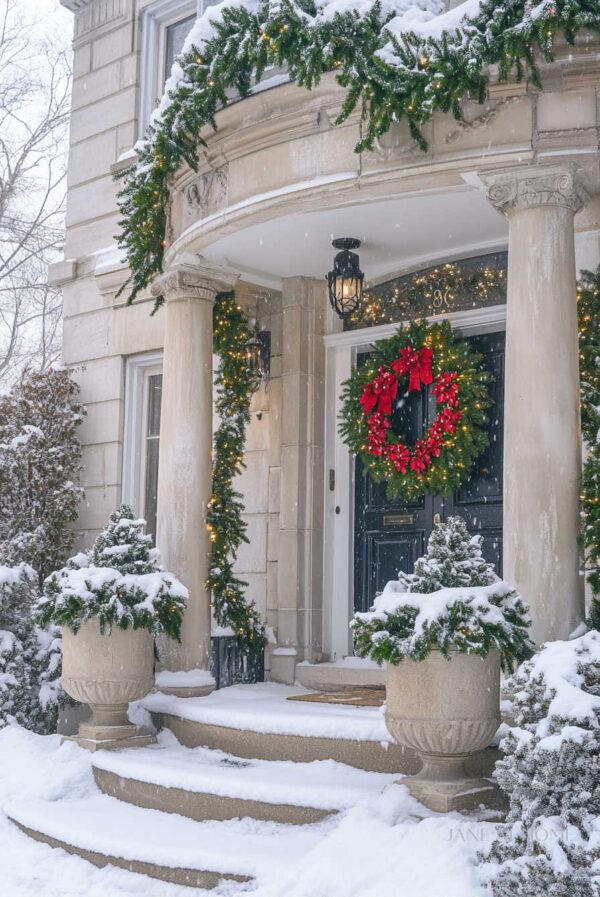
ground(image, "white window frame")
xmin=139 ymin=0 xmax=203 ymax=137
xmin=122 ymin=352 xmax=164 ymax=516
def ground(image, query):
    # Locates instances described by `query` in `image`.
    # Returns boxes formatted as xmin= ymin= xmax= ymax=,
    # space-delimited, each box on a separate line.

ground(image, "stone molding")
xmin=151 ymin=262 xmax=238 ymax=304
xmin=483 ymin=164 xmax=589 ymax=216
xmin=61 ymin=0 xmax=130 ymax=40
xmin=185 ymin=165 xmax=229 ymax=221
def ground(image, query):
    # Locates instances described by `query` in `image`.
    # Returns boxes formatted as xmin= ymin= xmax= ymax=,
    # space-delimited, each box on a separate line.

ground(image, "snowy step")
xmin=142 ymin=682 xmax=421 ymax=774
xmin=6 ymin=792 xmax=321 ymax=889
xmin=92 ymin=733 xmax=396 ymax=824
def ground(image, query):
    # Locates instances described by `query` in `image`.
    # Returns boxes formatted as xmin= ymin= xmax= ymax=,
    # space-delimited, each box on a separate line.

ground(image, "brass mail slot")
xmin=383 ymin=513 xmax=416 ymax=527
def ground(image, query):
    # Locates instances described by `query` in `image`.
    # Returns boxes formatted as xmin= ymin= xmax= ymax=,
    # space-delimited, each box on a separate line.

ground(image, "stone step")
xmin=142 ymin=682 xmax=420 ymax=774
xmin=6 ymin=793 xmax=320 ymax=890
xmin=142 ymin=683 xmax=498 ymax=776
xmin=92 ymin=734 xmax=396 ymax=824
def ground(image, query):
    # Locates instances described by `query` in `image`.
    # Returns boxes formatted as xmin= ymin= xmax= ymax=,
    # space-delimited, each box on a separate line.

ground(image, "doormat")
xmin=287 ymin=688 xmax=385 ymax=708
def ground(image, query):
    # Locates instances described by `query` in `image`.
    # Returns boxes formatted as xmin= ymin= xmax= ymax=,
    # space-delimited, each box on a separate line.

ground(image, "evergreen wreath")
xmin=340 ymin=320 xmax=491 ymax=501
xmin=208 ymin=292 xmax=267 ymax=649
xmin=115 ymin=0 xmax=600 ymax=307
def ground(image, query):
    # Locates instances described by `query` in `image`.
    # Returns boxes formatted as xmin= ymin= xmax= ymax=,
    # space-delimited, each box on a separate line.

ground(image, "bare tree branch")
xmin=0 ymin=0 xmax=71 ymax=386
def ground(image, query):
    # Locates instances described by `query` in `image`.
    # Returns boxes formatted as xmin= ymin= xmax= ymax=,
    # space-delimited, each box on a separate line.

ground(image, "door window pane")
xmin=144 ymin=373 xmax=162 ymax=540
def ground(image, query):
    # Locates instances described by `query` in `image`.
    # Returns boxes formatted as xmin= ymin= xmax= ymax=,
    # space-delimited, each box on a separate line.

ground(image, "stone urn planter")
xmin=61 ymin=620 xmax=156 ymax=752
xmin=385 ymin=648 xmax=501 ymax=812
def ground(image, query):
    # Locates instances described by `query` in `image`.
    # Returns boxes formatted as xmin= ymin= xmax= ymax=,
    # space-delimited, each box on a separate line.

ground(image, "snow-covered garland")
xmin=208 ymin=293 xmax=267 ymax=649
xmin=340 ymin=320 xmax=491 ymax=501
xmin=116 ymin=0 xmax=600 ymax=306
xmin=579 ymin=267 xmax=600 ymax=617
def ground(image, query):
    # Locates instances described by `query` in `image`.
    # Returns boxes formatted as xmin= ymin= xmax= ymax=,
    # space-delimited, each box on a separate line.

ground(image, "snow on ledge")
xmin=155 ymin=668 xmax=216 ymax=688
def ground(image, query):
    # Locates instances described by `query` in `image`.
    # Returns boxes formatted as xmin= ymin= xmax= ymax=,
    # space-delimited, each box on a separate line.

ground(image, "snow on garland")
xmin=481 ymin=631 xmax=600 ymax=897
xmin=208 ymin=292 xmax=267 ymax=649
xmin=115 ymin=0 xmax=600 ymax=306
xmin=36 ymin=507 xmax=188 ymax=641
xmin=340 ymin=320 xmax=491 ymax=501
xmin=579 ymin=267 xmax=600 ymax=621
xmin=352 ymin=516 xmax=533 ymax=670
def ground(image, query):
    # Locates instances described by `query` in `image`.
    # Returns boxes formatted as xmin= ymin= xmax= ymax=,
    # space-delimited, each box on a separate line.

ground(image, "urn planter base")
xmin=64 ymin=726 xmax=156 ymax=753
xmin=403 ymin=754 xmax=495 ymax=812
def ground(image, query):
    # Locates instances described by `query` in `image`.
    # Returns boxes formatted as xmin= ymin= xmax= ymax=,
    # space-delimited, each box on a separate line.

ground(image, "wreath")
xmin=340 ymin=321 xmax=492 ymax=501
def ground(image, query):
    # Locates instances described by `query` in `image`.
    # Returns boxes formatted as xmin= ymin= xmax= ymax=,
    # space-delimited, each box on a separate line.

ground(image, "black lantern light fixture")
xmin=245 ymin=317 xmax=271 ymax=382
xmin=326 ymin=237 xmax=364 ymax=320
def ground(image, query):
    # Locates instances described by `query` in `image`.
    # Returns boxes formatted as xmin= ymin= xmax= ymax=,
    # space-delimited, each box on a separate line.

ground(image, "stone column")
xmin=151 ymin=261 xmax=235 ymax=692
xmin=484 ymin=164 xmax=587 ymax=644
xmin=272 ymin=277 xmax=327 ymax=683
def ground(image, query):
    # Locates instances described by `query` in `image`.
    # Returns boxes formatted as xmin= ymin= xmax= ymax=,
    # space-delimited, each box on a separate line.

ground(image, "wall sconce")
xmin=245 ymin=319 xmax=271 ymax=382
xmin=326 ymin=237 xmax=364 ymax=320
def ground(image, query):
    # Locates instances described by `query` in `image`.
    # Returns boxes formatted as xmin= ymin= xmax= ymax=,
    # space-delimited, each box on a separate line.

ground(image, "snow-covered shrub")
xmin=352 ymin=516 xmax=533 ymax=670
xmin=37 ymin=506 xmax=188 ymax=640
xmin=481 ymin=632 xmax=600 ymax=897
xmin=0 ymin=368 xmax=84 ymax=584
xmin=0 ymin=564 xmax=61 ymax=733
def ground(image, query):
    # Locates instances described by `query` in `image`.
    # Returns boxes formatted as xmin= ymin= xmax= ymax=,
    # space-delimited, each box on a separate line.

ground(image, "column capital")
xmin=482 ymin=163 xmax=589 ymax=217
xmin=151 ymin=260 xmax=238 ymax=304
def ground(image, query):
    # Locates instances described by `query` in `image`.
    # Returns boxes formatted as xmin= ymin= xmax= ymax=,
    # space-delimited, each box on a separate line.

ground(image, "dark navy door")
xmin=353 ymin=330 xmax=504 ymax=613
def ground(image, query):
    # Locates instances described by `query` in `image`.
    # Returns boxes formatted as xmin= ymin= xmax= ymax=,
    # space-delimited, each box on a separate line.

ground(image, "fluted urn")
xmin=61 ymin=620 xmax=156 ymax=751
xmin=385 ymin=649 xmax=501 ymax=812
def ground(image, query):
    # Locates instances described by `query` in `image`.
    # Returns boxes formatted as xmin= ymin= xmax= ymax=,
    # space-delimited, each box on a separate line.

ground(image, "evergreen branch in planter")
xmin=352 ymin=516 xmax=533 ymax=671
xmin=36 ymin=506 xmax=187 ymax=640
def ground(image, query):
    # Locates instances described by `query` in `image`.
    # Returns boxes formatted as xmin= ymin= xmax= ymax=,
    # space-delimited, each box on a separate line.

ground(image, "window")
xmin=139 ymin=1 xmax=201 ymax=136
xmin=139 ymin=0 xmax=287 ymax=137
xmin=122 ymin=354 xmax=163 ymax=536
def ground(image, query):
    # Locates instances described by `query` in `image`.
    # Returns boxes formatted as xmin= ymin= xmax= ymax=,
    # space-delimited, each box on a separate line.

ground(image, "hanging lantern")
xmin=326 ymin=237 xmax=364 ymax=320
xmin=245 ymin=320 xmax=271 ymax=381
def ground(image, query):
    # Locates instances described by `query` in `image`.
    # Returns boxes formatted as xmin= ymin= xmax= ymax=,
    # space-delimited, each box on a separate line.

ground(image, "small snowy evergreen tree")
xmin=398 ymin=515 xmax=497 ymax=592
xmin=38 ymin=506 xmax=187 ymax=640
xmin=0 ymin=564 xmax=60 ymax=733
xmin=482 ymin=632 xmax=600 ymax=897
xmin=88 ymin=505 xmax=158 ymax=574
xmin=353 ymin=516 xmax=533 ymax=669
xmin=0 ymin=368 xmax=84 ymax=584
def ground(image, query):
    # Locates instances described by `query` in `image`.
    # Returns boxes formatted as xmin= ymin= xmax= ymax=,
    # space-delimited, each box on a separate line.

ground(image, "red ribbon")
xmin=391 ymin=346 xmax=433 ymax=393
xmin=360 ymin=367 xmax=398 ymax=418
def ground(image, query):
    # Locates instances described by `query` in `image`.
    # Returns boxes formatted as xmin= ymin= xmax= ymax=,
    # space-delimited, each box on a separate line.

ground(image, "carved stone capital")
xmin=151 ymin=262 xmax=238 ymax=304
xmin=483 ymin=164 xmax=589 ymax=216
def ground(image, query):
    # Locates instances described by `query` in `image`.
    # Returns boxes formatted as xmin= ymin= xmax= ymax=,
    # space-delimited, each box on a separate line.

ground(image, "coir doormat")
xmin=287 ymin=688 xmax=385 ymax=708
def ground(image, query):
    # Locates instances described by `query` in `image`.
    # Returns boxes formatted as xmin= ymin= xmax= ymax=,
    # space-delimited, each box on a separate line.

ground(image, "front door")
xmin=353 ymin=330 xmax=505 ymax=613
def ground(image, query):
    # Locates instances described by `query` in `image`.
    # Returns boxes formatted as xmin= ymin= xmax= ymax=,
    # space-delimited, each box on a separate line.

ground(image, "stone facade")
xmin=56 ymin=1 xmax=600 ymax=679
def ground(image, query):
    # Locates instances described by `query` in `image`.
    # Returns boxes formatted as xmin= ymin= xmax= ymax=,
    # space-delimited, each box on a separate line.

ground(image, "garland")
xmin=578 ymin=268 xmax=600 ymax=615
xmin=116 ymin=0 xmax=600 ymax=307
xmin=207 ymin=292 xmax=267 ymax=648
xmin=340 ymin=320 xmax=491 ymax=501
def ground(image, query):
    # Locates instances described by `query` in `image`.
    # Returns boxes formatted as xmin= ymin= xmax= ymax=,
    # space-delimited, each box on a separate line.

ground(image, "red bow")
xmin=392 ymin=346 xmax=434 ymax=393
xmin=360 ymin=367 xmax=398 ymax=418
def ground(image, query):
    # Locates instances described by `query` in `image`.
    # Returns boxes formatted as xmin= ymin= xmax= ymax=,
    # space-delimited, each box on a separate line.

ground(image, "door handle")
xmin=433 ymin=513 xmax=441 ymax=526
